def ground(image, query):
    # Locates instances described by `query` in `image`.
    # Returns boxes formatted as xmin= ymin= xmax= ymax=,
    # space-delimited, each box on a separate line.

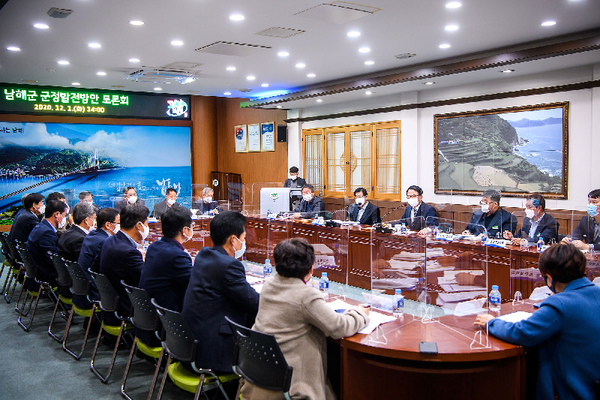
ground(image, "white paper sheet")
xmin=325 ymin=299 xmax=396 ymax=334
xmin=497 ymin=311 xmax=532 ymax=323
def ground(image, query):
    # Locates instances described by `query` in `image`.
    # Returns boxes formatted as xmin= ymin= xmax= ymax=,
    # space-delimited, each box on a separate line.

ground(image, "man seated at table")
xmin=292 ymin=184 xmax=325 ymax=219
xmin=57 ymin=202 xmax=96 ymax=262
xmin=182 ymin=211 xmax=259 ymax=374
xmin=463 ymin=189 xmax=517 ymax=238
xmin=192 ymin=187 xmax=220 ymax=215
xmin=152 ymin=187 xmax=180 ymax=219
xmin=393 ymin=185 xmax=438 ymax=234
xmin=114 ymin=186 xmax=146 ymax=212
xmin=9 ymin=193 xmax=45 ymax=246
xmin=563 ymin=188 xmax=600 ymax=251
xmin=46 ymin=191 xmax=71 ymax=233
xmin=283 ymin=166 xmax=307 ymax=188
xmin=346 ymin=187 xmax=380 ymax=225
xmin=504 ymin=193 xmax=558 ymax=245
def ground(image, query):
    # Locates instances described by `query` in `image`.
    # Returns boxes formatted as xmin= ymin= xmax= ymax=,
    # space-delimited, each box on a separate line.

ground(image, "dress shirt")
xmin=528 ymin=213 xmax=544 ymax=239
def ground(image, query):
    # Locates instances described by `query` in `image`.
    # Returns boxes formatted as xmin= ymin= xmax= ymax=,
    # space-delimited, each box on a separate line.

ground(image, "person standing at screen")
xmin=283 ymin=166 xmax=307 ymax=188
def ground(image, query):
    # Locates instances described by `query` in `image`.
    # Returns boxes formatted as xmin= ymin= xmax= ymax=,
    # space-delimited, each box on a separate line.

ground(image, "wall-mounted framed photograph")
xmin=261 ymin=121 xmax=275 ymax=152
xmin=234 ymin=124 xmax=248 ymax=153
xmin=434 ymin=102 xmax=568 ymax=199
xmin=247 ymin=123 xmax=261 ymax=152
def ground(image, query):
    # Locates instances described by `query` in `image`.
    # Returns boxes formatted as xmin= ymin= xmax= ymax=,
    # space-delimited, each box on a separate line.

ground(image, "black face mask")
xmin=545 ymin=275 xmax=556 ymax=293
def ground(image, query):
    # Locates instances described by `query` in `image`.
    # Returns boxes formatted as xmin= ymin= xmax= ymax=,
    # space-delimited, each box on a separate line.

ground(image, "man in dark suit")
xmin=57 ymin=202 xmax=96 ymax=262
xmin=292 ymin=184 xmax=325 ymax=219
xmin=283 ymin=166 xmax=307 ymax=188
xmin=565 ymin=188 xmax=600 ymax=251
xmin=139 ymin=206 xmax=193 ymax=346
xmin=192 ymin=187 xmax=220 ymax=215
xmin=151 ymin=187 xmax=180 ymax=219
xmin=347 ymin=187 xmax=381 ymax=225
xmin=98 ymin=205 xmax=149 ymax=325
xmin=182 ymin=211 xmax=259 ymax=374
xmin=463 ymin=189 xmax=517 ymax=237
xmin=9 ymin=193 xmax=45 ymax=245
xmin=114 ymin=186 xmax=146 ymax=212
xmin=504 ymin=194 xmax=558 ymax=245
xmin=394 ymin=185 xmax=438 ymax=233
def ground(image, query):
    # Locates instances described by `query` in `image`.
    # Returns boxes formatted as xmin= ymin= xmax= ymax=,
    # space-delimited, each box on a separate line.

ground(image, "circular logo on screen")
xmin=166 ymin=99 xmax=189 ymax=117
xmin=212 ymin=179 xmax=219 ymax=187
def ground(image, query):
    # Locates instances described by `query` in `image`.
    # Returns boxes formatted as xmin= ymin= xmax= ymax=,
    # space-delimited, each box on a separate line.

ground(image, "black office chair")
xmin=62 ymin=261 xmax=99 ymax=360
xmin=120 ymin=281 xmax=164 ymax=400
xmin=151 ymin=299 xmax=236 ymax=400
xmin=88 ymin=270 xmax=131 ymax=383
xmin=48 ymin=252 xmax=72 ymax=342
xmin=0 ymin=232 xmax=12 ymax=285
xmin=225 ymin=316 xmax=293 ymax=400
xmin=3 ymin=237 xmax=24 ymax=304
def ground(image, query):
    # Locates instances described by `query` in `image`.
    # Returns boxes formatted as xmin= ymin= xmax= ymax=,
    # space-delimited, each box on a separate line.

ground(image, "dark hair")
xmin=46 ymin=192 xmax=65 ymax=202
xmin=165 ymin=188 xmax=177 ymax=196
xmin=527 ymin=193 xmax=546 ymax=210
xmin=24 ymin=193 xmax=44 ymax=210
xmin=97 ymin=208 xmax=119 ymax=229
xmin=210 ymin=211 xmax=246 ymax=246
xmin=354 ymin=187 xmax=368 ymax=197
xmin=120 ymin=205 xmax=149 ymax=229
xmin=45 ymin=200 xmax=68 ymax=218
xmin=482 ymin=189 xmax=501 ymax=204
xmin=302 ymin=184 xmax=315 ymax=193
xmin=72 ymin=202 xmax=95 ymax=225
xmin=274 ymin=239 xmax=315 ymax=279
xmin=161 ymin=206 xmax=192 ymax=238
xmin=289 ymin=166 xmax=299 ymax=173
xmin=406 ymin=185 xmax=423 ymax=196
xmin=588 ymin=189 xmax=600 ymax=199
xmin=79 ymin=191 xmax=93 ymax=200
xmin=538 ymin=243 xmax=586 ymax=283
xmin=123 ymin=186 xmax=136 ymax=195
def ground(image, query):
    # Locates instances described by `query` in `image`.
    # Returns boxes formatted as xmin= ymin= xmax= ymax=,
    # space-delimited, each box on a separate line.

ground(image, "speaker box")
xmin=277 ymin=125 xmax=287 ymax=142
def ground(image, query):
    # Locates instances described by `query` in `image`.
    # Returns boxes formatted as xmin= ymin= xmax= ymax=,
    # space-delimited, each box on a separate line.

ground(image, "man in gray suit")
xmin=152 ymin=188 xmax=180 ymax=219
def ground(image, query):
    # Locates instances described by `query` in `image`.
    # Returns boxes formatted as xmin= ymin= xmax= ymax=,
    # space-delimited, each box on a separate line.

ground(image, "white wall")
xmin=288 ymin=64 xmax=600 ymax=211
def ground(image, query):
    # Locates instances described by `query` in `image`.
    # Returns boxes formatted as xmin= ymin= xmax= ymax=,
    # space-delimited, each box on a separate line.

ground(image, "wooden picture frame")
xmin=234 ymin=124 xmax=248 ymax=153
xmin=434 ymin=102 xmax=568 ymax=199
xmin=260 ymin=121 xmax=275 ymax=152
xmin=247 ymin=123 xmax=261 ymax=152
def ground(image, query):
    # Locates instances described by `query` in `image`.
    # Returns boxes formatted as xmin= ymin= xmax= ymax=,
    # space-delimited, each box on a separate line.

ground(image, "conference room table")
xmin=147 ymin=215 xmax=598 ymax=400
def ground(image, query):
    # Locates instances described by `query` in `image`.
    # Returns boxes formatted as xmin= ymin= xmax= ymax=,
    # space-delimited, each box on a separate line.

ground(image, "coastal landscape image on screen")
xmin=435 ymin=104 xmax=566 ymax=197
xmin=0 ymin=122 xmax=191 ymax=212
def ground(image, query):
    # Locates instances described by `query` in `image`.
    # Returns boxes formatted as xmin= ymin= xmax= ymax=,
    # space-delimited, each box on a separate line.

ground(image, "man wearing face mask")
xmin=57 ymin=202 xmax=96 ymax=262
xmin=182 ymin=211 xmax=259 ymax=374
xmin=98 ymin=205 xmax=149 ymax=326
xmin=347 ymin=187 xmax=381 ymax=225
xmin=9 ymin=193 xmax=45 ymax=246
xmin=114 ymin=186 xmax=146 ymax=212
xmin=151 ymin=188 xmax=180 ymax=219
xmin=504 ymin=194 xmax=558 ymax=246
xmin=46 ymin=192 xmax=71 ymax=233
xmin=463 ymin=189 xmax=517 ymax=238
xmin=138 ymin=206 xmax=194 ymax=347
xmin=292 ymin=184 xmax=325 ymax=219
xmin=192 ymin=187 xmax=220 ymax=215
xmin=395 ymin=185 xmax=438 ymax=233
xmin=564 ymin=188 xmax=600 ymax=251
xmin=283 ymin=166 xmax=307 ymax=188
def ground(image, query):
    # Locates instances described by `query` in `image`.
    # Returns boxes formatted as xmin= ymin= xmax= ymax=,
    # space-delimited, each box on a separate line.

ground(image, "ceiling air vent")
xmin=237 ymin=88 xmax=253 ymax=93
xmin=295 ymin=2 xmax=380 ymax=24
xmin=395 ymin=53 xmax=417 ymax=60
xmin=47 ymin=7 xmax=73 ymax=18
xmin=256 ymin=27 xmax=305 ymax=39
xmin=125 ymin=66 xmax=200 ymax=84
xmin=195 ymin=41 xmax=272 ymax=57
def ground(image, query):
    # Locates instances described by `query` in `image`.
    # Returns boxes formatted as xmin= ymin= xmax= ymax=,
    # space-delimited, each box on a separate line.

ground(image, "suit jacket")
xmin=114 ymin=198 xmax=146 ymax=212
xmin=25 ymin=219 xmax=58 ymax=283
xmin=515 ymin=213 xmax=559 ymax=244
xmin=347 ymin=202 xmax=381 ymax=225
xmin=395 ymin=202 xmax=438 ymax=231
xmin=151 ymin=200 xmax=180 ymax=219
xmin=293 ymin=196 xmax=325 ymax=219
xmin=283 ymin=177 xmax=306 ymax=188
xmin=98 ymin=230 xmax=143 ymax=324
xmin=75 ymin=228 xmax=110 ymax=307
xmin=241 ymin=274 xmax=369 ymax=400
xmin=57 ymin=225 xmax=87 ymax=262
xmin=572 ymin=216 xmax=600 ymax=250
xmin=488 ymin=277 xmax=600 ymax=400
xmin=9 ymin=210 xmax=40 ymax=245
xmin=466 ymin=207 xmax=517 ymax=237
xmin=192 ymin=200 xmax=220 ymax=214
xmin=182 ymin=246 xmax=259 ymax=372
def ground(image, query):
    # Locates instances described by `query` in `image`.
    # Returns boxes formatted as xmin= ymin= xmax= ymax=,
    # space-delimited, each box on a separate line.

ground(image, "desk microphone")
xmin=378 ymin=202 xmax=407 ymax=224
xmin=328 ymin=204 xmax=351 ymax=221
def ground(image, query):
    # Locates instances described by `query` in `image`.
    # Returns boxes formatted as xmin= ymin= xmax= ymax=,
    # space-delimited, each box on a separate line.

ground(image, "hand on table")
xmin=503 ymin=231 xmax=513 ymax=240
xmin=511 ymin=238 xmax=527 ymax=246
xmin=571 ymin=240 xmax=589 ymax=250
xmin=418 ymin=227 xmax=431 ymax=236
xmin=358 ymin=306 xmax=370 ymax=316
xmin=474 ymin=314 xmax=495 ymax=327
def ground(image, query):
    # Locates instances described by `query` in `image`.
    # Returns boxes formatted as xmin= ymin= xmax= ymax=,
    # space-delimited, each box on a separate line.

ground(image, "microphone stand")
xmin=374 ymin=202 xmax=406 ymax=233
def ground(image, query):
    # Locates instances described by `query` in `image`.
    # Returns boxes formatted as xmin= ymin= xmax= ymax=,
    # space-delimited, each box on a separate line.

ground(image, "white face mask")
xmin=481 ymin=204 xmax=490 ymax=213
xmin=58 ymin=214 xmax=67 ymax=229
xmin=302 ymin=193 xmax=313 ymax=202
xmin=166 ymin=198 xmax=176 ymax=206
xmin=233 ymin=236 xmax=246 ymax=259
xmin=290 ymin=175 xmax=298 ymax=181
xmin=137 ymin=222 xmax=149 ymax=240
xmin=111 ymin=223 xmax=120 ymax=234
xmin=127 ymin=195 xmax=137 ymax=204
xmin=407 ymin=198 xmax=419 ymax=208
xmin=38 ymin=204 xmax=46 ymax=214
xmin=355 ymin=198 xmax=365 ymax=206
xmin=88 ymin=218 xmax=96 ymax=231
xmin=183 ymin=226 xmax=193 ymax=242
xmin=525 ymin=209 xmax=535 ymax=219
xmin=204 ymin=196 xmax=212 ymax=203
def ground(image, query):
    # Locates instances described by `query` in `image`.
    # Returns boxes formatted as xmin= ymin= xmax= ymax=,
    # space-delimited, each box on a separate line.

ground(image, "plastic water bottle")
xmin=400 ymin=223 xmax=407 ymax=234
xmin=489 ymin=285 xmax=501 ymax=314
xmin=393 ymin=289 xmax=404 ymax=318
xmin=481 ymin=233 xmax=488 ymax=246
xmin=320 ymin=272 xmax=330 ymax=299
xmin=143 ymin=240 xmax=149 ymax=252
xmin=537 ymin=238 xmax=544 ymax=253
xmin=263 ymin=259 xmax=273 ymax=278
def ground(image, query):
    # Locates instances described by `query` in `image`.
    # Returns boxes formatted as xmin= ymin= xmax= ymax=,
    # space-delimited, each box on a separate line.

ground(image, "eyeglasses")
xmin=407 ymin=194 xmax=419 ymax=199
xmin=479 ymin=201 xmax=496 ymax=206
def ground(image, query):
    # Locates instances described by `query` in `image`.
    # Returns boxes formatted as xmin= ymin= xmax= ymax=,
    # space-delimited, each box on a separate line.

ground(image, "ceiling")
xmin=1 ymin=0 xmax=600 ymax=108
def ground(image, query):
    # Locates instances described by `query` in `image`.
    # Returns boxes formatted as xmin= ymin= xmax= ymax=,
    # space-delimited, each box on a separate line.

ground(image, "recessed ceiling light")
xmin=33 ymin=23 xmax=49 ymax=29
xmin=224 ymin=92 xmax=232 ymax=95
xmin=57 ymin=60 xmax=69 ymax=65
xmin=439 ymin=43 xmax=451 ymax=49
xmin=261 ymin=83 xmax=269 ymax=87
xmin=359 ymin=47 xmax=370 ymax=53
xmin=364 ymin=60 xmax=375 ymax=65
xmin=171 ymin=40 xmax=183 ymax=46
xmin=307 ymin=73 xmax=316 ymax=78
xmin=424 ymin=81 xmax=435 ymax=85
xmin=278 ymin=51 xmax=290 ymax=57
xmin=541 ymin=20 xmax=556 ymax=27
xmin=347 ymin=30 xmax=361 ymax=37
xmin=230 ymin=14 xmax=245 ymax=21
xmin=295 ymin=63 xmax=306 ymax=68
xmin=246 ymin=75 xmax=256 ymax=81
xmin=501 ymin=69 xmax=515 ymax=73
xmin=129 ymin=58 xmax=140 ymax=63
xmin=96 ymin=71 xmax=106 ymax=76
xmin=72 ymin=82 xmax=81 ymax=86
xmin=445 ymin=24 xmax=459 ymax=31
xmin=154 ymin=87 xmax=162 ymax=91
xmin=88 ymin=42 xmax=101 ymax=48
xmin=365 ymin=91 xmax=372 ymax=95
xmin=276 ymin=105 xmax=282 ymax=108
xmin=7 ymin=46 xmax=21 ymax=51
xmin=129 ymin=20 xmax=144 ymax=26
xmin=445 ymin=2 xmax=462 ymax=8
xmin=316 ymin=99 xmax=323 ymax=103
xmin=226 ymin=66 xmax=236 ymax=71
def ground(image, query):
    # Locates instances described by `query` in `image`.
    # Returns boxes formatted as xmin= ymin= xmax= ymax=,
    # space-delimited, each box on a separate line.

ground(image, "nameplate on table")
xmin=435 ymin=233 xmax=455 ymax=241
xmin=485 ymin=239 xmax=509 ymax=248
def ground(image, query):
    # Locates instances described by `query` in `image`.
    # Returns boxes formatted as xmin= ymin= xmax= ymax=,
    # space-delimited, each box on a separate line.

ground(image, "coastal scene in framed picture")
xmin=434 ymin=102 xmax=568 ymax=199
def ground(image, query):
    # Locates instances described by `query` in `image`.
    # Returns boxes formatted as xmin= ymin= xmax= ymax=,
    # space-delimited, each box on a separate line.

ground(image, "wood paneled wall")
xmin=190 ymin=96 xmax=217 ymax=194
